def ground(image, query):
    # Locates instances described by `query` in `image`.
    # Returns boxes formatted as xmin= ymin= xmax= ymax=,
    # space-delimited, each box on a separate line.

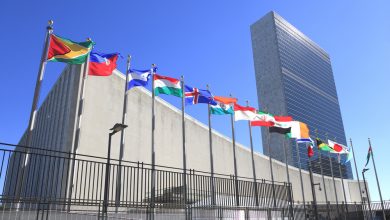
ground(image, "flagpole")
xmin=349 ymin=138 xmax=364 ymax=203
xmin=368 ymin=138 xmax=386 ymax=220
xmin=115 ymin=55 xmax=131 ymax=209
xmin=295 ymin=141 xmax=307 ymax=218
xmin=265 ymin=107 xmax=277 ymax=208
xmin=17 ymin=19 xmax=53 ymax=202
xmin=246 ymin=101 xmax=259 ymax=207
xmin=334 ymin=137 xmax=349 ymax=216
xmin=325 ymin=133 xmax=340 ymax=218
xmin=308 ymin=147 xmax=319 ymax=220
xmin=207 ymin=85 xmax=216 ymax=206
xmin=67 ymin=37 xmax=92 ymax=202
xmin=314 ymin=130 xmax=330 ymax=220
xmin=362 ymin=169 xmax=373 ymax=220
xmin=180 ymin=76 xmax=188 ymax=215
xmin=282 ymin=134 xmax=294 ymax=219
xmin=230 ymin=94 xmax=240 ymax=207
xmin=150 ymin=64 xmax=156 ymax=216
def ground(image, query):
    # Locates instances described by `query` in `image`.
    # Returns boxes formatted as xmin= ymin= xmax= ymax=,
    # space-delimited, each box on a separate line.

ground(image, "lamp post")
xmin=362 ymin=168 xmax=373 ymax=220
xmin=103 ymin=123 xmax=128 ymax=217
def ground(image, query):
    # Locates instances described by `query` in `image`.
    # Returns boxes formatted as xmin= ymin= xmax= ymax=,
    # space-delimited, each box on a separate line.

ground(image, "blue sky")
xmin=0 ymin=0 xmax=389 ymax=201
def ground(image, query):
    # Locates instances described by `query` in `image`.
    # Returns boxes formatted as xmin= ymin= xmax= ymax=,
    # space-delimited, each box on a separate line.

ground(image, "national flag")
xmin=328 ymin=140 xmax=349 ymax=154
xmin=127 ymin=69 xmax=151 ymax=90
xmin=274 ymin=116 xmax=293 ymax=122
xmin=289 ymin=121 xmax=310 ymax=139
xmin=88 ymin=51 xmax=119 ymax=76
xmin=308 ymin=143 xmax=314 ymax=158
xmin=344 ymin=149 xmax=353 ymax=164
xmin=47 ymin=34 xmax=94 ymax=64
xmin=234 ymin=104 xmax=257 ymax=121
xmin=297 ymin=137 xmax=314 ymax=143
xmin=250 ymin=111 xmax=275 ymax=127
xmin=316 ymin=138 xmax=333 ymax=152
xmin=210 ymin=102 xmax=234 ymax=115
xmin=269 ymin=116 xmax=293 ymax=134
xmin=365 ymin=146 xmax=372 ymax=167
xmin=153 ymin=74 xmax=182 ymax=97
xmin=269 ymin=126 xmax=291 ymax=135
xmin=184 ymin=85 xmax=216 ymax=105
xmin=214 ymin=96 xmax=237 ymax=104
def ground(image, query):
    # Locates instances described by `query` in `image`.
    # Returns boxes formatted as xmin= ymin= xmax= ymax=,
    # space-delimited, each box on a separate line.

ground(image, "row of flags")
xmin=46 ymin=32 xmax=361 ymax=166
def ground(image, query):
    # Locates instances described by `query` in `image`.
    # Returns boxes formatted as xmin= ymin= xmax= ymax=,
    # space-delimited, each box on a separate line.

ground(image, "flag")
xmin=316 ymin=138 xmax=333 ymax=152
xmin=308 ymin=143 xmax=314 ymax=158
xmin=274 ymin=116 xmax=293 ymax=122
xmin=234 ymin=104 xmax=257 ymax=121
xmin=154 ymin=74 xmax=182 ymax=97
xmin=250 ymin=111 xmax=275 ymax=127
xmin=344 ymin=149 xmax=353 ymax=164
xmin=269 ymin=116 xmax=293 ymax=134
xmin=88 ymin=51 xmax=119 ymax=76
xmin=47 ymin=34 xmax=94 ymax=64
xmin=269 ymin=126 xmax=291 ymax=134
xmin=297 ymin=137 xmax=314 ymax=143
xmin=328 ymin=140 xmax=349 ymax=154
xmin=127 ymin=69 xmax=151 ymax=90
xmin=210 ymin=102 xmax=234 ymax=115
xmin=184 ymin=85 xmax=216 ymax=105
xmin=214 ymin=96 xmax=237 ymax=104
xmin=365 ymin=146 xmax=372 ymax=167
xmin=289 ymin=121 xmax=310 ymax=139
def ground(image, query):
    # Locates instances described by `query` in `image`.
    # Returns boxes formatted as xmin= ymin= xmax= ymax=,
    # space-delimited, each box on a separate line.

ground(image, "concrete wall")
xmin=76 ymin=68 xmax=363 ymax=203
xmin=9 ymin=64 xmax=364 ymax=204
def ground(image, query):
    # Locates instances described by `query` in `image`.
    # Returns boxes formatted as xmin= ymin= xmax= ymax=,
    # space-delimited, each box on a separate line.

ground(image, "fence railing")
xmin=0 ymin=143 xmax=291 ymax=207
xmin=1 ymin=142 xmax=389 ymax=219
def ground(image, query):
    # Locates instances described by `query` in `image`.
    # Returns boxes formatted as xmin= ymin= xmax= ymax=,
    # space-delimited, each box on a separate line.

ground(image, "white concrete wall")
xmin=75 ymin=69 xmax=363 ymax=203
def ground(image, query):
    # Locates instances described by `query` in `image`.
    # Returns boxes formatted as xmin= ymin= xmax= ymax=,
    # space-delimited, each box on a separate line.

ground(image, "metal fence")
xmin=0 ymin=142 xmax=389 ymax=219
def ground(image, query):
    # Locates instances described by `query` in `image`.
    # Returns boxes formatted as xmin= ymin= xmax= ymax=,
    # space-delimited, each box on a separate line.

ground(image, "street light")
xmin=103 ymin=123 xmax=128 ymax=217
xmin=362 ymin=168 xmax=373 ymax=220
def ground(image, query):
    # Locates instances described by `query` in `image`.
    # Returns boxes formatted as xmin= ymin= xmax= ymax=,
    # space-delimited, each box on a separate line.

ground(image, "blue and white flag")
xmin=127 ymin=69 xmax=151 ymax=91
xmin=296 ymin=137 xmax=314 ymax=144
xmin=184 ymin=85 xmax=217 ymax=105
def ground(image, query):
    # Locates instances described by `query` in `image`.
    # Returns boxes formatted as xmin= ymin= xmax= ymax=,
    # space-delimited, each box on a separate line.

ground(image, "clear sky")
xmin=0 ymin=0 xmax=389 ymax=201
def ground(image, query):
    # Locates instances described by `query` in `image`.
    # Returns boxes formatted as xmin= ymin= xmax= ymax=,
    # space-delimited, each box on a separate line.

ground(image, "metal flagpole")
xmin=314 ymin=130 xmax=330 ymax=220
xmin=362 ymin=169 xmax=373 ymax=220
xmin=230 ymin=94 xmax=240 ymax=207
xmin=246 ymin=101 xmax=259 ymax=207
xmin=368 ymin=138 xmax=387 ymax=220
xmin=150 ymin=64 xmax=156 ymax=218
xmin=295 ymin=141 xmax=307 ymax=219
xmin=16 ymin=19 xmax=53 ymax=204
xmin=325 ymin=133 xmax=340 ymax=218
xmin=67 ymin=38 xmax=92 ymax=209
xmin=308 ymin=149 xmax=319 ymax=220
xmin=349 ymin=138 xmax=364 ymax=203
xmin=207 ymin=85 xmax=216 ymax=206
xmin=180 ymin=76 xmax=188 ymax=217
xmin=282 ymin=136 xmax=294 ymax=219
xmin=335 ymin=137 xmax=349 ymax=218
xmin=115 ymin=55 xmax=131 ymax=210
xmin=265 ymin=112 xmax=277 ymax=208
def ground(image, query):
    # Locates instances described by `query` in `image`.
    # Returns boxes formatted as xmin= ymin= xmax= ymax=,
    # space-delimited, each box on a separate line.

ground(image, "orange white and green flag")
xmin=47 ymin=34 xmax=94 ymax=64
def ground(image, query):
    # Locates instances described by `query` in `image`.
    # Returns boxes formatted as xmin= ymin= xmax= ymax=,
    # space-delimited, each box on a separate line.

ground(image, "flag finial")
xmin=47 ymin=20 xmax=54 ymax=31
xmin=86 ymin=37 xmax=92 ymax=42
xmin=127 ymin=55 xmax=131 ymax=63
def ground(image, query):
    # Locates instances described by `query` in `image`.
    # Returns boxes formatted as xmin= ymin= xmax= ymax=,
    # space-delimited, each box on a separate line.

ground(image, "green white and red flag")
xmin=153 ymin=74 xmax=182 ymax=97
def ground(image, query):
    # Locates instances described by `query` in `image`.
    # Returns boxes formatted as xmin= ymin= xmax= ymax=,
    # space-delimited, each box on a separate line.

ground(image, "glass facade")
xmin=251 ymin=12 xmax=353 ymax=179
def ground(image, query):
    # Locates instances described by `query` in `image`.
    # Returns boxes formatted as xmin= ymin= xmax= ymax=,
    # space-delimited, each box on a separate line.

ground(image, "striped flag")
xmin=153 ymin=74 xmax=182 ymax=97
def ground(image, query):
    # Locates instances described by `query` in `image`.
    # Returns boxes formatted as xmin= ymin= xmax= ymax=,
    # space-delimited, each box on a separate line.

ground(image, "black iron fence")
xmin=0 ymin=142 xmax=389 ymax=219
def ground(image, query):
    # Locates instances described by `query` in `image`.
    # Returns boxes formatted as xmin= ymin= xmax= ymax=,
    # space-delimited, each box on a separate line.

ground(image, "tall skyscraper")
xmin=250 ymin=11 xmax=352 ymax=179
